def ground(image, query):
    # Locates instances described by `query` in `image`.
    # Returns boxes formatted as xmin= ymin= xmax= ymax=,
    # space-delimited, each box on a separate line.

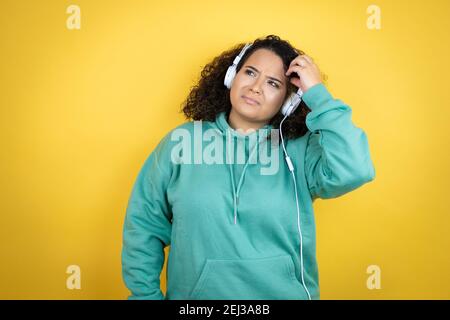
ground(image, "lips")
xmin=242 ymin=96 xmax=260 ymax=105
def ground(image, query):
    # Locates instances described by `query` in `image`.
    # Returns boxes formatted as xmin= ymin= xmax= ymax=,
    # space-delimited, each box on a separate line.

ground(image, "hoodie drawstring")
xmin=226 ymin=129 xmax=259 ymax=225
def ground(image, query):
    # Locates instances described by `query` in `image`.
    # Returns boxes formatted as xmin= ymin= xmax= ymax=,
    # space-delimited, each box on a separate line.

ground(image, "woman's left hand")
xmin=285 ymin=54 xmax=323 ymax=93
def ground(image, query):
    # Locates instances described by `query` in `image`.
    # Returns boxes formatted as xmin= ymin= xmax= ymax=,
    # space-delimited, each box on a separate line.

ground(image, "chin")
xmin=236 ymin=103 xmax=262 ymax=120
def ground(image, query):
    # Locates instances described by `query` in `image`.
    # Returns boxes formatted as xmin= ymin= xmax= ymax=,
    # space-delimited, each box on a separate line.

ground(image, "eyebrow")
xmin=244 ymin=65 xmax=284 ymax=85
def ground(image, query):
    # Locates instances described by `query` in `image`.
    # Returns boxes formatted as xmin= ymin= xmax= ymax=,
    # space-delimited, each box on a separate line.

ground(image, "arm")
xmin=121 ymin=134 xmax=173 ymax=300
xmin=302 ymin=83 xmax=376 ymax=200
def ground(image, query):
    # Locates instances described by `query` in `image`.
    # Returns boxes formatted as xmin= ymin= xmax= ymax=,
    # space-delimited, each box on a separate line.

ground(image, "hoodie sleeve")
xmin=121 ymin=133 xmax=173 ymax=300
xmin=301 ymin=83 xmax=375 ymax=201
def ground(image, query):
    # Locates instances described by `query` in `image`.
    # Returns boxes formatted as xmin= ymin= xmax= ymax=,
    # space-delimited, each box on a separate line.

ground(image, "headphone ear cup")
xmin=280 ymin=98 xmax=291 ymax=116
xmin=224 ymin=66 xmax=236 ymax=89
xmin=281 ymin=92 xmax=302 ymax=116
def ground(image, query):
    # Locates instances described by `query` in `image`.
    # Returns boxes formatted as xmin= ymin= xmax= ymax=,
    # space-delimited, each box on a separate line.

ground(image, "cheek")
xmin=230 ymin=76 xmax=250 ymax=100
xmin=229 ymin=82 xmax=244 ymax=107
xmin=266 ymin=89 xmax=286 ymax=107
xmin=230 ymin=75 xmax=244 ymax=93
xmin=233 ymin=75 xmax=250 ymax=89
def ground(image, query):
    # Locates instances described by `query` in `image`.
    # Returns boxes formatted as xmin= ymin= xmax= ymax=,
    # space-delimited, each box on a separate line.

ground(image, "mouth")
xmin=242 ymin=96 xmax=260 ymax=106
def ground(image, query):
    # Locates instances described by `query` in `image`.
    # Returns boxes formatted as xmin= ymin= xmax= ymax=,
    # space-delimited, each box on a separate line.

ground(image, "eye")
xmin=246 ymin=69 xmax=280 ymax=89
xmin=245 ymin=69 xmax=255 ymax=76
xmin=269 ymin=81 xmax=280 ymax=89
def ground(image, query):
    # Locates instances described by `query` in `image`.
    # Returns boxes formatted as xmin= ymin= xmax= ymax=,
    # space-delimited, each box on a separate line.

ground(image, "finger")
xmin=288 ymin=57 xmax=299 ymax=68
xmin=289 ymin=77 xmax=302 ymax=88
xmin=298 ymin=55 xmax=311 ymax=66
xmin=289 ymin=56 xmax=310 ymax=70
xmin=289 ymin=55 xmax=306 ymax=68
xmin=285 ymin=65 xmax=306 ymax=77
xmin=301 ymin=55 xmax=314 ymax=65
xmin=286 ymin=61 xmax=305 ymax=76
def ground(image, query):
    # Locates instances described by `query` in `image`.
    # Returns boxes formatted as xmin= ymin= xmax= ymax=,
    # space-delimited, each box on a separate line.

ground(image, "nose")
xmin=250 ymin=76 xmax=264 ymax=94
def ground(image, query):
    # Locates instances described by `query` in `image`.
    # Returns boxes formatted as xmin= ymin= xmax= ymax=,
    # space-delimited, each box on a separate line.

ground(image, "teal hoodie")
xmin=121 ymin=83 xmax=376 ymax=300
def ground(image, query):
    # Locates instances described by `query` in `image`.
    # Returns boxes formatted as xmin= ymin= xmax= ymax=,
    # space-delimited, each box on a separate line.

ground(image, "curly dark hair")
xmin=180 ymin=34 xmax=328 ymax=140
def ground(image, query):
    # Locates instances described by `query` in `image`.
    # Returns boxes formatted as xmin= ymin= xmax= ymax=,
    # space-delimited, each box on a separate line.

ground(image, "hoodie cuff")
xmin=301 ymin=83 xmax=333 ymax=110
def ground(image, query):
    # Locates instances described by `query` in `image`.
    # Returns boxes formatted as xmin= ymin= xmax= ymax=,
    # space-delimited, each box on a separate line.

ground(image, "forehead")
xmin=243 ymin=49 xmax=285 ymax=74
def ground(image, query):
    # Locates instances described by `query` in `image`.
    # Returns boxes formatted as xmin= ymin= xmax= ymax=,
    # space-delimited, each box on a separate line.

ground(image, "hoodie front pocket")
xmin=189 ymin=255 xmax=307 ymax=300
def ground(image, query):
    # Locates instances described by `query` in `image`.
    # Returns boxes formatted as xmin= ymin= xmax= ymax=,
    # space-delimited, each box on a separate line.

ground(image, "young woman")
xmin=121 ymin=35 xmax=375 ymax=300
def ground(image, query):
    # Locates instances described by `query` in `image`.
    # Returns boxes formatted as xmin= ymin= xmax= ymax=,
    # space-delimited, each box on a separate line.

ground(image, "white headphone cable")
xmin=279 ymin=114 xmax=312 ymax=301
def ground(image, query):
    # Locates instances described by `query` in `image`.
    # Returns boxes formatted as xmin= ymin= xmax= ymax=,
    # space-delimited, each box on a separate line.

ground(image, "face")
xmin=229 ymin=48 xmax=288 ymax=128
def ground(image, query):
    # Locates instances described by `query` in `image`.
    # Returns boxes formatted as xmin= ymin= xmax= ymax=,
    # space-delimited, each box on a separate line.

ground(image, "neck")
xmin=228 ymin=110 xmax=268 ymax=135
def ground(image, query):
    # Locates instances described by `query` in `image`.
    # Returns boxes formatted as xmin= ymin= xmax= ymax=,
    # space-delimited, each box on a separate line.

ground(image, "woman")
xmin=121 ymin=35 xmax=375 ymax=300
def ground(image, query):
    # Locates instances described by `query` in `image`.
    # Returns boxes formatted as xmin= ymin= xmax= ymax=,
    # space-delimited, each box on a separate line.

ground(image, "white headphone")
xmin=223 ymin=43 xmax=304 ymax=117
xmin=224 ymin=43 xmax=312 ymax=300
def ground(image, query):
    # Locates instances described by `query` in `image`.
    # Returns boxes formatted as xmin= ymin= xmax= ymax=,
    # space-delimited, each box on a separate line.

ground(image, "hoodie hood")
xmin=213 ymin=111 xmax=274 ymax=225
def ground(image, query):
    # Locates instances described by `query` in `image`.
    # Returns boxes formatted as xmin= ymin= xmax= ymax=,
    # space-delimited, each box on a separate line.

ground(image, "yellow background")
xmin=1 ymin=0 xmax=449 ymax=299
